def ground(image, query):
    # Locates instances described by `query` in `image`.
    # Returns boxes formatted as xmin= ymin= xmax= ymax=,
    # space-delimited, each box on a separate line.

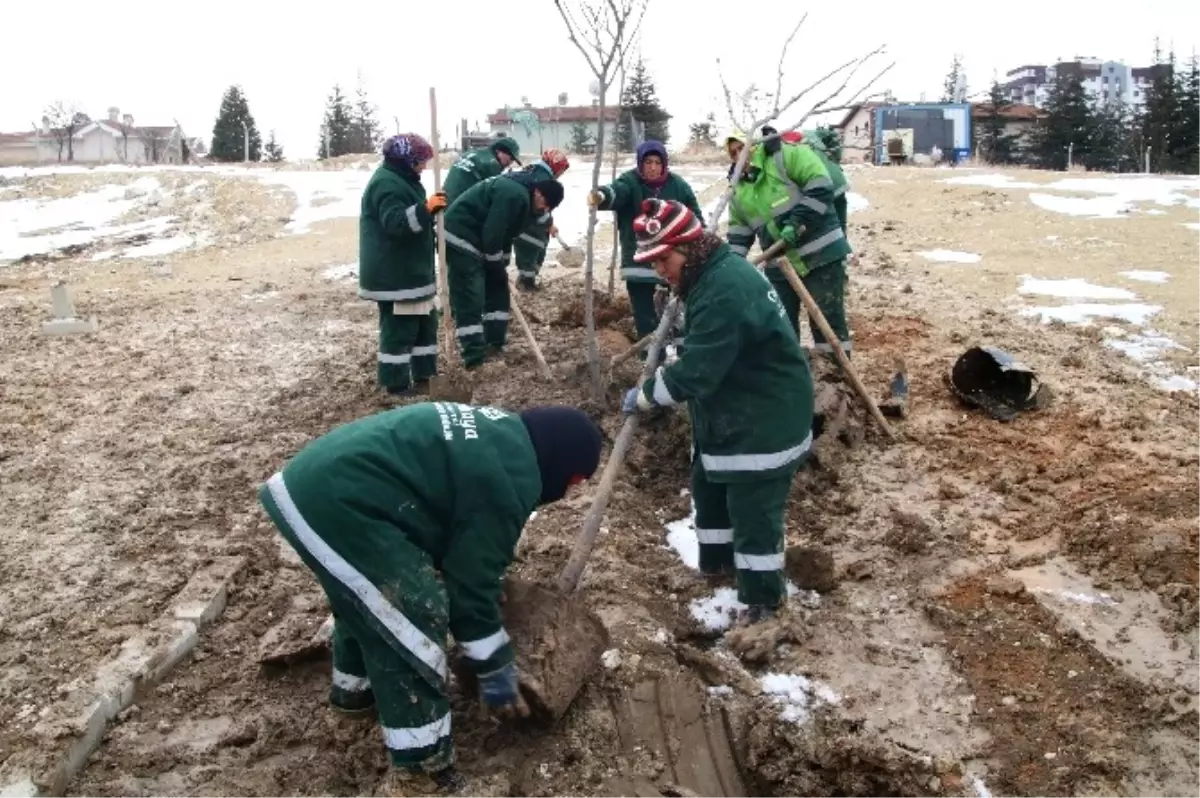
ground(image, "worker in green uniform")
xmin=588 ymin=140 xmax=704 ymax=344
xmin=725 ymin=128 xmax=853 ymax=359
xmin=512 ymin=149 xmax=570 ymax=291
xmin=803 ymin=127 xmax=850 ymax=234
xmin=259 ymin=403 xmax=603 ymax=793
xmin=358 ymin=133 xmax=448 ymax=396
xmin=444 ymin=175 xmax=563 ymax=367
xmin=620 ymin=199 xmax=814 ymax=625
xmin=443 ymin=136 xmax=522 ymax=203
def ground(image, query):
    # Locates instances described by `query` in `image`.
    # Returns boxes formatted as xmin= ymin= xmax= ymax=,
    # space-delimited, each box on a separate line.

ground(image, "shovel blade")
xmin=428 ymin=372 xmax=473 ymax=404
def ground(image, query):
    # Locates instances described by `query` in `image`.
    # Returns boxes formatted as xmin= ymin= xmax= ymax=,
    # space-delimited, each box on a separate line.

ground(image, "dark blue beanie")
xmin=519 ymin=406 xmax=604 ymax=505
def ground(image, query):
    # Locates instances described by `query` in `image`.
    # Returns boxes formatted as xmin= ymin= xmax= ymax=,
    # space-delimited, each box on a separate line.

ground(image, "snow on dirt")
xmin=1017 ymin=276 xmax=1137 ymax=300
xmin=1020 ymin=302 xmax=1163 ymax=325
xmin=847 ymin=192 xmax=869 ymax=213
xmin=0 ymin=159 xmax=1196 ymax=798
xmin=920 ymin=249 xmax=981 ymax=264
xmin=759 ymin=672 xmax=841 ymax=724
xmin=943 ymin=172 xmax=1200 ymax=220
xmin=1120 ymin=270 xmax=1171 ymax=283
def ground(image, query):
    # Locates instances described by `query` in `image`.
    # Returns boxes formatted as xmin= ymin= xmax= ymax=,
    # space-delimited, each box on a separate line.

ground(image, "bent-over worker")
xmin=259 ymin=402 xmax=603 ymax=793
xmin=512 ymin=149 xmax=570 ymax=291
xmin=620 ymin=199 xmax=814 ymax=626
xmin=444 ymin=175 xmax=564 ymax=367
xmin=443 ymin=136 xmax=522 ymax=203
xmin=358 ymin=133 xmax=448 ymax=396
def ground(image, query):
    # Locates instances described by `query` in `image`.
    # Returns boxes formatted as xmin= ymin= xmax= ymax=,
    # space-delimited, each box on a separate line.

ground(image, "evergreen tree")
xmin=688 ymin=113 xmax=717 ymax=147
xmin=978 ymin=80 xmax=1022 ymax=164
xmin=263 ymin=130 xmax=285 ymax=163
xmin=1170 ymin=55 xmax=1199 ymax=172
xmin=1139 ymin=42 xmax=1177 ymax=172
xmin=569 ymin=121 xmax=593 ymax=154
xmin=617 ymin=57 xmax=671 ymax=150
xmin=1088 ymin=99 xmax=1137 ymax=172
xmin=1032 ymin=71 xmax=1092 ymax=170
xmin=317 ymin=84 xmax=355 ymax=159
xmin=942 ymin=54 xmax=965 ymax=102
xmin=209 ymin=85 xmax=262 ymax=162
xmin=349 ymin=76 xmax=383 ymax=154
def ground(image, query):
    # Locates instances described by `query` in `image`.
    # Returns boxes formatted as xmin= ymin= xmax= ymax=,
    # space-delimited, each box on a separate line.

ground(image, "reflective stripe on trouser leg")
xmin=802 ymin=259 xmax=851 ymax=356
xmin=377 ymin=301 xmax=417 ymax=390
xmin=411 ymin=310 xmax=438 ymax=381
xmin=258 ymin=478 xmax=454 ymax=772
xmin=691 ymin=458 xmax=734 ymax=575
xmin=626 ymin=281 xmax=661 ymax=343
xmin=483 ymin=263 xmax=511 ymax=348
xmin=447 ymin=248 xmax=486 ymax=367
xmin=725 ymin=470 xmax=797 ymax=608
xmin=330 ymin=618 xmax=375 ymax=711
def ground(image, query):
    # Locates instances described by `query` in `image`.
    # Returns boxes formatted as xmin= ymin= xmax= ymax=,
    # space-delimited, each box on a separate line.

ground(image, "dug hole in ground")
xmin=0 ymin=157 xmax=1197 ymax=797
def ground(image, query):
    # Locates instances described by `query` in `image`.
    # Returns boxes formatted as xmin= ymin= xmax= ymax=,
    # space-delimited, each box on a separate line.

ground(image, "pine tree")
xmin=1088 ymin=99 xmax=1137 ymax=172
xmin=349 ymin=76 xmax=383 ymax=155
xmin=209 ymin=85 xmax=262 ymax=162
xmin=617 ymin=57 xmax=671 ymax=150
xmin=942 ymin=54 xmax=965 ymax=102
xmin=1170 ymin=55 xmax=1199 ymax=173
xmin=1139 ymin=42 xmax=1177 ymax=172
xmin=1032 ymin=71 xmax=1093 ymax=170
xmin=569 ymin=121 xmax=593 ymax=154
xmin=263 ymin=130 xmax=285 ymax=163
xmin=317 ymin=84 xmax=355 ymax=159
xmin=979 ymin=80 xmax=1022 ymax=164
xmin=688 ymin=113 xmax=717 ymax=147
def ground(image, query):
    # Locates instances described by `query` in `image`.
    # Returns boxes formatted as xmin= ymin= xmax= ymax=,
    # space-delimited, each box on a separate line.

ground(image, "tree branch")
xmin=554 ymin=0 xmax=602 ymax=76
xmin=772 ymin=14 xmax=807 ymax=118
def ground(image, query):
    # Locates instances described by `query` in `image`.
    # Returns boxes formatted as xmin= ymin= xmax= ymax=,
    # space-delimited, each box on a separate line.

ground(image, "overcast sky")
xmin=2 ymin=0 xmax=1197 ymax=159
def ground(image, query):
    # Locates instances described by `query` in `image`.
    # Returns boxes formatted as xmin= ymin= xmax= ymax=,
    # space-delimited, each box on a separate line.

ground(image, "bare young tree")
xmin=554 ymin=0 xmax=647 ymax=402
xmin=607 ymin=47 xmax=634 ymax=297
xmin=43 ymin=101 xmax=88 ymax=162
xmin=710 ymin=16 xmax=893 ymax=227
xmin=140 ymin=127 xmax=166 ymax=164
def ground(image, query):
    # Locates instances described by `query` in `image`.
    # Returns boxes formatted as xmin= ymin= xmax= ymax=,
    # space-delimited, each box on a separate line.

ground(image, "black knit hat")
xmin=534 ymin=179 xmax=564 ymax=210
xmin=519 ymin=406 xmax=604 ymax=505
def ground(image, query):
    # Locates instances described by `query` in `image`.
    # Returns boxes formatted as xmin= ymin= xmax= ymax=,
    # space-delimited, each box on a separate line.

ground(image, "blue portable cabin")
xmin=873 ymin=103 xmax=972 ymax=165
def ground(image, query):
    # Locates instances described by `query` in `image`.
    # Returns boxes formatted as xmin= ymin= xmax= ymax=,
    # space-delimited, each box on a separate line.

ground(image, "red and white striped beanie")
xmin=632 ymin=199 xmax=704 ymax=263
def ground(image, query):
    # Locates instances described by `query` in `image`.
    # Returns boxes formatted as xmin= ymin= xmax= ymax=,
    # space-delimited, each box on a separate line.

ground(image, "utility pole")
xmin=394 ymin=116 xmax=400 ymax=135
xmin=241 ymin=120 xmax=249 ymax=163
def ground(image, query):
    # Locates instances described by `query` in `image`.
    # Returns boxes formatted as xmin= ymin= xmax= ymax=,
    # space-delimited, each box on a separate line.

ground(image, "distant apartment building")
xmin=1003 ymin=58 xmax=1168 ymax=110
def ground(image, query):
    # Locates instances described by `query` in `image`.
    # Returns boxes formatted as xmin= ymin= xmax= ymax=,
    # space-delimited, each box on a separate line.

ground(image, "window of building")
xmin=1102 ymin=76 xmax=1108 ymax=84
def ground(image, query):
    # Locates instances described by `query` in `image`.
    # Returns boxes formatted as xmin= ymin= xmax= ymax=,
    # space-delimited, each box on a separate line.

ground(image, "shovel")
xmin=426 ymin=87 xmax=472 ymax=404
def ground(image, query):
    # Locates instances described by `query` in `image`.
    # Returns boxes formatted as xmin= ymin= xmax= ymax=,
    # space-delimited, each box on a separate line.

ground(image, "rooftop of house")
xmin=970 ymin=103 xmax=1046 ymax=121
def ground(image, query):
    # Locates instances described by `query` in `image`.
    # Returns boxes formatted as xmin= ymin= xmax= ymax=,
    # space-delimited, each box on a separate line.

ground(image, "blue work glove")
xmin=622 ymin=386 xmax=641 ymax=414
xmin=478 ymin=662 xmax=519 ymax=709
xmin=779 ymin=225 xmax=800 ymax=248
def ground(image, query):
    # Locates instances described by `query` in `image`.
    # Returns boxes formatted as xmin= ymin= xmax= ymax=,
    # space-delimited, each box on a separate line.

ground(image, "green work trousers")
xmin=376 ymin=302 xmax=438 ymax=390
xmin=690 ymin=458 xmax=796 ymax=609
xmin=770 ymin=258 xmax=852 ymax=356
xmin=259 ymin=474 xmax=454 ymax=773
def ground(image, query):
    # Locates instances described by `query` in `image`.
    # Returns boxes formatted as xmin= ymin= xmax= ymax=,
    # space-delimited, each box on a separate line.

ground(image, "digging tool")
xmin=771 ymin=244 xmax=897 ymax=441
xmin=426 ymin=87 xmax=472 ymax=404
xmin=506 ymin=280 xmax=553 ymax=380
xmin=555 ymin=234 xmax=585 ymax=269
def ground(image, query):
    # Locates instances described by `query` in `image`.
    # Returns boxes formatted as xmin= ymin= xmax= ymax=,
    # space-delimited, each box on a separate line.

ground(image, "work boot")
xmin=736 ymin=604 xmax=779 ymax=626
xmin=375 ymin=766 xmax=465 ymax=797
xmin=516 ymin=276 xmax=538 ymax=292
xmin=386 ymin=385 xmax=416 ymax=398
xmin=412 ymin=378 xmax=432 ymax=396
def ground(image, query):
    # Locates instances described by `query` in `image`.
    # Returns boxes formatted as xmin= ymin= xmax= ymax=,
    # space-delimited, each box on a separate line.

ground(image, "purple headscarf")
xmin=382 ymin=133 xmax=434 ymax=170
xmin=637 ymin=140 xmax=669 ymax=189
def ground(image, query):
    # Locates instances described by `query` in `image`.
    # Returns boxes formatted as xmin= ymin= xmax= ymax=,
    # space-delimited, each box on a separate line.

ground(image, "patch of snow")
xmin=1184 ymin=222 xmax=1200 ymax=232
xmin=1141 ymin=208 xmax=1167 ymax=216
xmin=123 ymin=233 xmax=194 ymax=258
xmin=665 ymin=511 xmax=699 ymax=570
xmin=1029 ymin=192 xmax=1131 ymax=218
xmin=600 ymin=649 xmax=622 ymax=669
xmin=1035 ymin=588 xmax=1117 ymax=606
xmin=1044 ymin=176 xmax=1200 ymax=207
xmin=941 ymin=173 xmax=1040 ymax=189
xmin=919 ymin=249 xmax=981 ymax=264
xmin=971 ymin=775 xmax=993 ymax=798
xmin=846 ymin=192 xmax=869 ymax=213
xmin=759 ymin=672 xmax=841 ymax=724
xmin=1119 ymin=270 xmax=1170 ymax=284
xmin=689 ymin=583 xmax=816 ymax=632
xmin=322 ymin=262 xmax=358 ymax=282
xmin=0 ymin=183 xmax=157 ymax=262
xmin=260 ymin=171 xmax=372 ymax=235
xmin=1021 ymin=303 xmax=1162 ymax=326
xmin=90 ymin=250 xmax=118 ymax=262
xmin=1155 ymin=374 xmax=1199 ymax=392
xmin=1104 ymin=329 xmax=1186 ymax=362
xmin=1045 ymin=235 xmax=1059 ymax=241
xmin=707 ymin=685 xmax=734 ymax=697
xmin=1018 ymin=276 xmax=1136 ymax=300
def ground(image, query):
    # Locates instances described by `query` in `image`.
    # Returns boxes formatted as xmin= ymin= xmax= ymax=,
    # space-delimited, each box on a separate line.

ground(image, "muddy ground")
xmin=0 ymin=163 xmax=1196 ymax=797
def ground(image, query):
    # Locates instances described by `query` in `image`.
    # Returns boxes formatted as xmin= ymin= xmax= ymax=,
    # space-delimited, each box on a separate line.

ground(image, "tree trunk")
xmin=583 ymin=86 xmax=608 ymax=402
xmin=608 ymin=66 xmax=627 ymax=298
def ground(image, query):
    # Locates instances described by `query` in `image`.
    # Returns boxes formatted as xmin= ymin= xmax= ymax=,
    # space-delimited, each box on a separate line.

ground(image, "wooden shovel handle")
xmin=506 ymin=281 xmax=553 ymax=380
xmin=429 ymin=88 xmax=460 ymax=370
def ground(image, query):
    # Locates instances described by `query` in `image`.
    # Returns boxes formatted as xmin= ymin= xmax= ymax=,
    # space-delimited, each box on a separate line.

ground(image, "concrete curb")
xmin=0 ymin=556 xmax=245 ymax=797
